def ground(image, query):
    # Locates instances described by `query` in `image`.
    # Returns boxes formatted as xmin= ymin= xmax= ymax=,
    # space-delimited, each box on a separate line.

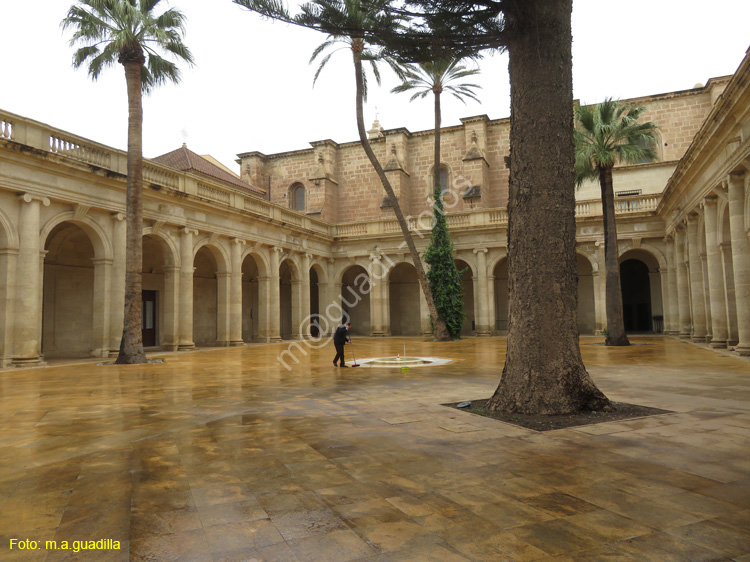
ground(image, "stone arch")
xmin=0 ymin=206 xmax=19 ymax=250
xmin=141 ymin=228 xmax=180 ymax=348
xmin=242 ymin=247 xmax=269 ymax=277
xmin=40 ymin=211 xmax=112 ymax=261
xmin=388 ymin=261 xmax=421 ymax=336
xmin=241 ymin=253 xmax=263 ymax=342
xmin=340 ymin=265 xmax=371 ymax=336
xmin=619 ymin=247 xmax=664 ymax=333
xmin=279 ymin=257 xmax=301 ymax=340
xmin=454 ymin=258 xmax=474 ymax=336
xmin=42 ymin=221 xmax=98 ymax=357
xmin=142 ymin=227 xmax=180 ymax=268
xmin=193 ymin=238 xmax=229 ymax=273
xmin=193 ymin=244 xmax=223 ymax=346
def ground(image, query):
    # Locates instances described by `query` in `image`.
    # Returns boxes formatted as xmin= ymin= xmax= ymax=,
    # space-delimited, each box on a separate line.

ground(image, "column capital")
xmin=18 ymin=193 xmax=50 ymax=206
xmin=272 ymin=246 xmax=285 ymax=254
xmin=181 ymin=227 xmax=198 ymax=236
xmin=473 ymin=247 xmax=488 ymax=255
xmin=163 ymin=265 xmax=180 ymax=273
xmin=111 ymin=212 xmax=125 ymax=222
xmin=728 ymin=169 xmax=745 ymax=183
xmin=231 ymin=238 xmax=247 ymax=246
xmin=687 ymin=211 xmax=701 ymax=223
xmin=305 ymin=252 xmax=314 ymax=261
xmin=704 ymin=194 xmax=719 ymax=206
xmin=91 ymin=258 xmax=114 ymax=266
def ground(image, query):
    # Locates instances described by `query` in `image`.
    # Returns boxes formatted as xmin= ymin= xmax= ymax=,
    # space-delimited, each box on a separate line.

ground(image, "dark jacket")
xmin=333 ymin=324 xmax=351 ymax=346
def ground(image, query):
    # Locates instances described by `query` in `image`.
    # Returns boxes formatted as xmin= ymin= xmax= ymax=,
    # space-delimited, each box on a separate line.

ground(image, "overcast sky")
xmin=1 ymin=1 xmax=748 ymax=171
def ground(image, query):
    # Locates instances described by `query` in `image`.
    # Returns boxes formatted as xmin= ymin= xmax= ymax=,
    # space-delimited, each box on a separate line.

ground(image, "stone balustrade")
xmin=1 ymin=108 xmax=667 ymax=244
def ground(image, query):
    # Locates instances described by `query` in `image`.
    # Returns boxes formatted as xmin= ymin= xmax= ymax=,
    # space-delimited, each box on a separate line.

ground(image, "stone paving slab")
xmin=0 ymin=335 xmax=748 ymax=561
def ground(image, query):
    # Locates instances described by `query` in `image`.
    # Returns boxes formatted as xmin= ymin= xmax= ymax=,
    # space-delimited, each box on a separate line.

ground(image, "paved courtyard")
xmin=0 ymin=336 xmax=748 ymax=561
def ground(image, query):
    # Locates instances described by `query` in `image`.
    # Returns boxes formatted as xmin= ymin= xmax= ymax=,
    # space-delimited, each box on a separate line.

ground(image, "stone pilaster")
xmin=703 ymin=195 xmax=728 ymax=347
xmin=700 ymin=251 xmax=712 ymax=341
xmin=674 ymin=224 xmax=692 ymax=338
xmin=719 ymin=243 xmax=739 ymax=345
xmin=12 ymin=193 xmax=49 ymax=365
xmin=178 ymin=227 xmax=197 ymax=350
xmin=727 ymin=171 xmax=750 ymax=355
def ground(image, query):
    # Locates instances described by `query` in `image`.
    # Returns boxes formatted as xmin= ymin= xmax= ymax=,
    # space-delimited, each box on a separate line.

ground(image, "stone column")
xmin=161 ymin=265 xmax=180 ymax=350
xmin=109 ymin=213 xmax=126 ymax=355
xmin=719 ymin=243 xmax=739 ymax=346
xmin=674 ymin=224 xmax=692 ymax=338
xmin=91 ymin=258 xmax=113 ymax=357
xmin=0 ymin=247 xmax=18 ymax=368
xmin=369 ymin=254 xmax=386 ymax=336
xmin=216 ymin=271 xmax=231 ymax=346
xmin=473 ymin=248 xmax=490 ymax=335
xmin=12 ymin=193 xmax=49 ymax=365
xmin=687 ymin=214 xmax=707 ymax=341
xmin=290 ymin=279 xmax=302 ymax=339
xmin=299 ymin=253 xmax=312 ymax=338
xmin=728 ymin=170 xmax=750 ymax=355
xmin=178 ymin=227 xmax=197 ymax=350
xmin=229 ymin=239 xmax=245 ymax=346
xmin=703 ymin=195 xmax=728 ymax=347
xmin=268 ymin=246 xmax=282 ymax=342
xmin=664 ymin=234 xmax=679 ymax=334
xmin=700 ymin=252 xmax=712 ymax=341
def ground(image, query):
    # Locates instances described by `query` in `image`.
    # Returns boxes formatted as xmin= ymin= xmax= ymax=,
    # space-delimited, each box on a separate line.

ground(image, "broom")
xmin=350 ymin=340 xmax=360 ymax=367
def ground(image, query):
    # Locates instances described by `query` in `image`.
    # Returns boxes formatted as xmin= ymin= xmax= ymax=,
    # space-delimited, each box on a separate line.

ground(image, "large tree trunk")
xmin=115 ymin=59 xmax=147 ymax=364
xmin=351 ymin=47 xmax=450 ymax=341
xmin=433 ymin=90 xmax=441 ymax=200
xmin=600 ymin=166 xmax=630 ymax=346
xmin=486 ymin=0 xmax=610 ymax=414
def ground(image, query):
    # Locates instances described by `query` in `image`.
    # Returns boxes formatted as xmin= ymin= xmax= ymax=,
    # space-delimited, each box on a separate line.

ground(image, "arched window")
xmin=290 ymin=183 xmax=305 ymax=211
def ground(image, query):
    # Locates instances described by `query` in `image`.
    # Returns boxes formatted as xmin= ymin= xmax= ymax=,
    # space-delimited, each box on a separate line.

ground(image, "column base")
xmin=11 ymin=356 xmax=47 ymax=367
xmin=475 ymin=330 xmax=492 ymax=337
xmin=679 ymin=332 xmax=692 ymax=339
xmin=709 ymin=340 xmax=727 ymax=349
xmin=230 ymin=340 xmax=245 ymax=347
xmin=734 ymin=345 xmax=750 ymax=357
xmin=178 ymin=343 xmax=196 ymax=351
xmin=269 ymin=337 xmax=283 ymax=343
xmin=161 ymin=344 xmax=179 ymax=352
xmin=691 ymin=335 xmax=707 ymax=343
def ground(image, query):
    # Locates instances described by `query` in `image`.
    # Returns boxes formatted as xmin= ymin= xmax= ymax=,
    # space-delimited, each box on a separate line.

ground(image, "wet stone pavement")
xmin=0 ymin=336 xmax=749 ymax=561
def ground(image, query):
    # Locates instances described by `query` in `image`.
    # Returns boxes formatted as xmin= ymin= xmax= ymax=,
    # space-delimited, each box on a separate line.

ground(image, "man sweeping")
xmin=333 ymin=322 xmax=352 ymax=367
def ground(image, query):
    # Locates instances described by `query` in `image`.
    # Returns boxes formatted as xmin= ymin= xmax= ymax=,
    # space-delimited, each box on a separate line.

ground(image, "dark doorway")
xmin=142 ymin=290 xmax=157 ymax=347
xmin=620 ymin=259 xmax=652 ymax=332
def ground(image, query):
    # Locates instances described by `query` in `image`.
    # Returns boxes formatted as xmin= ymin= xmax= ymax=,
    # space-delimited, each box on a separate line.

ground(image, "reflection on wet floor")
xmin=0 ymin=336 xmax=748 ymax=561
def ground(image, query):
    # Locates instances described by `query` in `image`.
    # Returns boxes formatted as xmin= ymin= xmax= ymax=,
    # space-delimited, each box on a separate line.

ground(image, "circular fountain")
xmin=354 ymin=355 xmax=452 ymax=368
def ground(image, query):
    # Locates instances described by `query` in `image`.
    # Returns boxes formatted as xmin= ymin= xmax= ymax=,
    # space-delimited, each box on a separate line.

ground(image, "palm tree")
xmin=62 ymin=0 xmax=194 ymax=363
xmin=391 ymin=58 xmax=480 ymax=338
xmin=289 ymin=0 xmax=451 ymax=340
xmin=574 ymin=98 xmax=659 ymax=346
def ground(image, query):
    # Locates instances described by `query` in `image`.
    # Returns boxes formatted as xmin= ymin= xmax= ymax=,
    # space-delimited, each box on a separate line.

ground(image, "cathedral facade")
xmin=1 ymin=49 xmax=749 ymax=367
